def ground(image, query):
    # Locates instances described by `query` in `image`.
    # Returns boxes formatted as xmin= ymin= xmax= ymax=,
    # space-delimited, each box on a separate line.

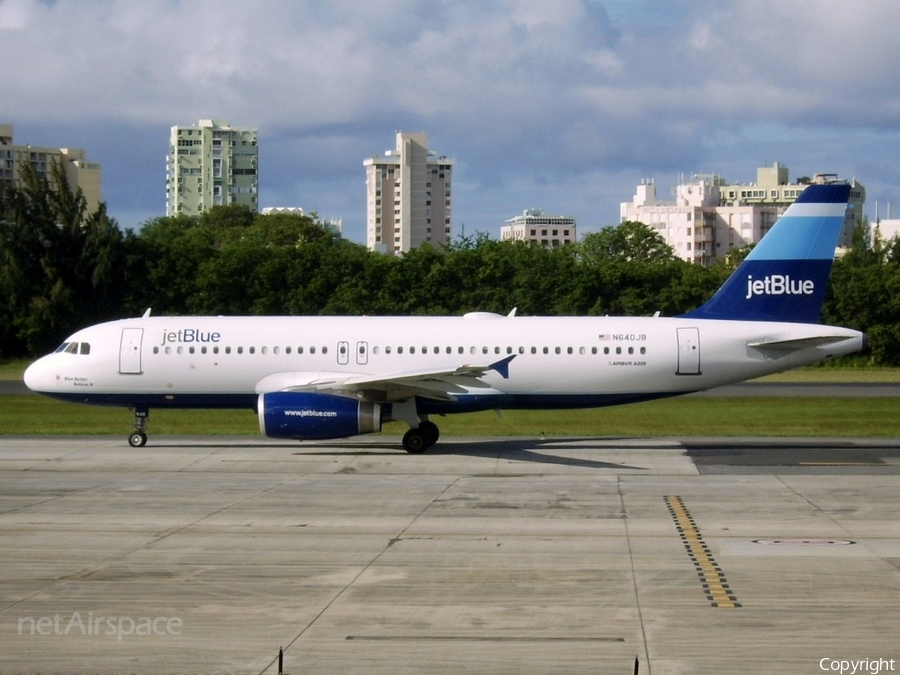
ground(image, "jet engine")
xmin=258 ymin=392 xmax=382 ymax=440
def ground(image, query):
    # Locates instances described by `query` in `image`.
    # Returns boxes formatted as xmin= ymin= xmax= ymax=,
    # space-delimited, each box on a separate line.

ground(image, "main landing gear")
xmin=128 ymin=408 xmax=149 ymax=447
xmin=402 ymin=420 xmax=440 ymax=454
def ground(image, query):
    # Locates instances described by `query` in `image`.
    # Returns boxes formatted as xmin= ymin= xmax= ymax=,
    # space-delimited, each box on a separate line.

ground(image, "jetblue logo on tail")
xmin=680 ymin=183 xmax=850 ymax=324
xmin=745 ymin=275 xmax=815 ymax=300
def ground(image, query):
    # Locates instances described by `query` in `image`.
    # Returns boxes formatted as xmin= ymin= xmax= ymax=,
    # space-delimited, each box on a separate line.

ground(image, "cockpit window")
xmin=56 ymin=342 xmax=90 ymax=355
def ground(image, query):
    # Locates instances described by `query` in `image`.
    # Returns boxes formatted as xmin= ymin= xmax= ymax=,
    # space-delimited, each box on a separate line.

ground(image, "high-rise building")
xmin=620 ymin=163 xmax=865 ymax=266
xmin=166 ymin=119 xmax=258 ymax=217
xmin=364 ymin=131 xmax=453 ymax=254
xmin=500 ymin=209 xmax=577 ymax=248
xmin=0 ymin=123 xmax=102 ymax=212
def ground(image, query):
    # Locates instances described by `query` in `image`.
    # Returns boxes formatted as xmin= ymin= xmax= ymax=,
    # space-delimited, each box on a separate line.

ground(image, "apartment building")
xmin=0 ymin=123 xmax=102 ymax=212
xmin=166 ymin=119 xmax=258 ymax=217
xmin=500 ymin=209 xmax=577 ymax=248
xmin=620 ymin=163 xmax=865 ymax=266
xmin=364 ymin=131 xmax=453 ymax=254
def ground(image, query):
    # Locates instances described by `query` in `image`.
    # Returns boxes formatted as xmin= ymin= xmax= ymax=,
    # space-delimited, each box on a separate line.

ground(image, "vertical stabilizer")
xmin=682 ymin=183 xmax=851 ymax=323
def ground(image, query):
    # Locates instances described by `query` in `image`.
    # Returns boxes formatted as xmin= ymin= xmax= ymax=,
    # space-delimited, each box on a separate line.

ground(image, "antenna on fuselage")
xmin=142 ymin=308 xmax=152 ymax=318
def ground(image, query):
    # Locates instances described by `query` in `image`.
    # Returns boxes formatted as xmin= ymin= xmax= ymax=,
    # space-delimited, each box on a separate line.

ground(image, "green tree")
xmin=0 ymin=160 xmax=127 ymax=356
xmin=580 ymin=221 xmax=677 ymax=264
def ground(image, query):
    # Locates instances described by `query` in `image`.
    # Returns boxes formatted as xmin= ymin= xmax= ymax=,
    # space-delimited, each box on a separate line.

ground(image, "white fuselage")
xmin=24 ymin=313 xmax=864 ymax=414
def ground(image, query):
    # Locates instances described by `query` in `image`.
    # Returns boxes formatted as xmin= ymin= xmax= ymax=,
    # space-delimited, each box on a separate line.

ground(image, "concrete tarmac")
xmin=2 ymin=435 xmax=900 ymax=674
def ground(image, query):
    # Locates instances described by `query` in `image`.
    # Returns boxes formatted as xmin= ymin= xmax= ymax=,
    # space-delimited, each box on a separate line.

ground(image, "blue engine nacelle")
xmin=258 ymin=392 xmax=382 ymax=440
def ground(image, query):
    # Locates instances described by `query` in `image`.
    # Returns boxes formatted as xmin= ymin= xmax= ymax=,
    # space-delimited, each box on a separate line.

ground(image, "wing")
xmin=256 ymin=355 xmax=516 ymax=402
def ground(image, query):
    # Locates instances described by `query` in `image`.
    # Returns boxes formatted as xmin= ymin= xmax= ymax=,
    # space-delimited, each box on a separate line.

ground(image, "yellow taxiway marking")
xmin=665 ymin=495 xmax=741 ymax=609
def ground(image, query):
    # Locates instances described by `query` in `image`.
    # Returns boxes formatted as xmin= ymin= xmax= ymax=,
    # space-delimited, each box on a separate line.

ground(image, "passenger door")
xmin=119 ymin=328 xmax=144 ymax=375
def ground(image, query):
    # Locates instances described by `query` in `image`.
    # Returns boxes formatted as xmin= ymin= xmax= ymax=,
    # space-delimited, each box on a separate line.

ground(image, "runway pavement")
xmin=2 ymin=435 xmax=899 ymax=674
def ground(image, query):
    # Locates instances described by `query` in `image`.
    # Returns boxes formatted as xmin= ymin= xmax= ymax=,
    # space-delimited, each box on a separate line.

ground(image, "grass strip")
xmin=2 ymin=395 xmax=899 ymax=438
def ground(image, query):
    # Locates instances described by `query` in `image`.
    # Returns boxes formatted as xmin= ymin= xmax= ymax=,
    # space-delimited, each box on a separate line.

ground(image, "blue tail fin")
xmin=681 ymin=183 xmax=851 ymax=323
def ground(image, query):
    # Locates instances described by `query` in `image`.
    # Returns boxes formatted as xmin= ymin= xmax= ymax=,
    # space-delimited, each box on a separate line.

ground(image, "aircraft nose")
xmin=24 ymin=357 xmax=54 ymax=393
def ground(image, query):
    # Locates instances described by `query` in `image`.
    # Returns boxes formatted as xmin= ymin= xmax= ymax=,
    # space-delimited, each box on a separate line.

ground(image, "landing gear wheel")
xmin=130 ymin=408 xmax=149 ymax=448
xmin=419 ymin=420 xmax=440 ymax=446
xmin=402 ymin=428 xmax=429 ymax=454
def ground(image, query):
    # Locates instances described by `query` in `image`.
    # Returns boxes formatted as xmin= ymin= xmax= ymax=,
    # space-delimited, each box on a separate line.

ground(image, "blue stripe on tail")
xmin=681 ymin=183 xmax=851 ymax=324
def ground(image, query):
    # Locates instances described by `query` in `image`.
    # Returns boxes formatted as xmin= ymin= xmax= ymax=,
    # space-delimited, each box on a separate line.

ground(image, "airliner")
xmin=24 ymin=182 xmax=865 ymax=453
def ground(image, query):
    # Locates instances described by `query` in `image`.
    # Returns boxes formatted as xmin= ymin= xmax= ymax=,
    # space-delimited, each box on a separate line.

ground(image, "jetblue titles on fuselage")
xmin=159 ymin=329 xmax=222 ymax=346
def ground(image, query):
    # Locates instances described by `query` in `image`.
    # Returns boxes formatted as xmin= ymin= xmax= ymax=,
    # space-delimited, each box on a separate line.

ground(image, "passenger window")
xmin=225 ymin=346 xmax=231 ymax=354
xmin=237 ymin=347 xmax=243 ymax=354
xmin=322 ymin=346 xmax=328 ymax=354
xmin=285 ymin=347 xmax=291 ymax=354
xmin=153 ymin=346 xmax=159 ymax=354
xmin=310 ymin=347 xmax=316 ymax=355
xmin=249 ymin=347 xmax=256 ymax=354
xmin=640 ymin=347 xmax=646 ymax=354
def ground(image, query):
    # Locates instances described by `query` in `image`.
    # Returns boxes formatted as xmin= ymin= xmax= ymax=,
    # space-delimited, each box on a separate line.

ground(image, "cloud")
xmin=2 ymin=0 xmax=899 ymax=236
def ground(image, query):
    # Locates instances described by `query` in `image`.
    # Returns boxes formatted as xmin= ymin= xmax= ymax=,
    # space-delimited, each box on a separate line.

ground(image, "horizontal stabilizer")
xmin=747 ymin=334 xmax=857 ymax=359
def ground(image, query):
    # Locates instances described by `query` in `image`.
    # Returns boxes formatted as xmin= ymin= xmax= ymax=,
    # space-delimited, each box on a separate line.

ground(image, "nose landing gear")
xmin=128 ymin=408 xmax=149 ymax=447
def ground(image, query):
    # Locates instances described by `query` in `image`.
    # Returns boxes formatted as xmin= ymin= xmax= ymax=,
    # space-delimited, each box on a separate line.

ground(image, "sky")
xmin=2 ymin=0 xmax=900 ymax=243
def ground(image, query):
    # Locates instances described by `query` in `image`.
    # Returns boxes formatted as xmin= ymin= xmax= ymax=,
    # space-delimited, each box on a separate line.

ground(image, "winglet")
xmin=681 ymin=183 xmax=851 ymax=324
xmin=489 ymin=354 xmax=516 ymax=379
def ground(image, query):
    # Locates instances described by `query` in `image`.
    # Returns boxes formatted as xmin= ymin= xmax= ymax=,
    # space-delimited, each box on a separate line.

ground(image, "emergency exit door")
xmin=676 ymin=327 xmax=701 ymax=375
